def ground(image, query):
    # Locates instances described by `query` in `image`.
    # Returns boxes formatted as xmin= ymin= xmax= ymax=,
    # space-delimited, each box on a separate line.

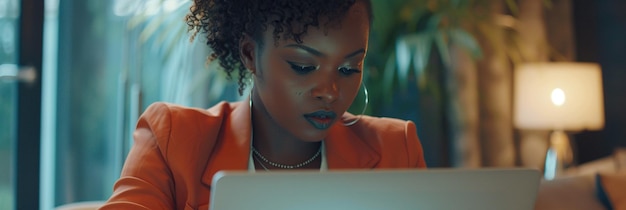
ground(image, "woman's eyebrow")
xmin=284 ymin=44 xmax=365 ymax=59
xmin=285 ymin=44 xmax=324 ymax=57
xmin=344 ymin=48 xmax=365 ymax=59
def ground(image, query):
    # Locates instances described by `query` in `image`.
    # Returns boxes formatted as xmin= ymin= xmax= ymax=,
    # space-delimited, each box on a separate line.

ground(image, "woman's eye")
xmin=338 ymin=67 xmax=362 ymax=76
xmin=287 ymin=61 xmax=317 ymax=75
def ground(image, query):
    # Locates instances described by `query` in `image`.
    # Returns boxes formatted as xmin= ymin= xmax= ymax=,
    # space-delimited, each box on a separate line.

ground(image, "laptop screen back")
xmin=210 ymin=168 xmax=541 ymax=210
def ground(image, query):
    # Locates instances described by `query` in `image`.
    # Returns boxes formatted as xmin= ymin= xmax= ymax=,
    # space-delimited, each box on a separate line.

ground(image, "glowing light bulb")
xmin=551 ymin=88 xmax=566 ymax=106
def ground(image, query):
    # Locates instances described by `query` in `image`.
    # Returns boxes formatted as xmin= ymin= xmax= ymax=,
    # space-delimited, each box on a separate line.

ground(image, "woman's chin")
xmin=295 ymin=130 xmax=329 ymax=143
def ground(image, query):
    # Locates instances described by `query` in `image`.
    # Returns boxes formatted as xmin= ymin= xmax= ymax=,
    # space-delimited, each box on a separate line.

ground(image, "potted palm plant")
xmin=366 ymin=0 xmax=543 ymax=167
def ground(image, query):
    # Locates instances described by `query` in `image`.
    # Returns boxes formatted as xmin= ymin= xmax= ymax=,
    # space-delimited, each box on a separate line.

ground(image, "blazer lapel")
xmin=200 ymin=104 xmax=380 ymax=186
xmin=325 ymin=115 xmax=380 ymax=169
xmin=201 ymin=100 xmax=251 ymax=187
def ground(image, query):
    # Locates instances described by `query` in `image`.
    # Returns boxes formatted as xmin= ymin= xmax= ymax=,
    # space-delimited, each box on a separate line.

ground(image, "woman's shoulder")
xmin=344 ymin=113 xmax=426 ymax=167
xmin=341 ymin=113 xmax=418 ymax=147
xmin=133 ymin=101 xmax=248 ymax=165
xmin=136 ymin=101 xmax=245 ymax=146
xmin=140 ymin=101 xmax=245 ymax=124
xmin=142 ymin=101 xmax=238 ymax=118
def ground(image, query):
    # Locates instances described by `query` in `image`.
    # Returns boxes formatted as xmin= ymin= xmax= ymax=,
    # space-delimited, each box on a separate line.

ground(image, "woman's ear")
xmin=239 ymin=34 xmax=257 ymax=74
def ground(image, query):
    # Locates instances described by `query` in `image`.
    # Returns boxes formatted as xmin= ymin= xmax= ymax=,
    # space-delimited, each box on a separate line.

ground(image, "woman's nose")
xmin=312 ymin=80 xmax=339 ymax=104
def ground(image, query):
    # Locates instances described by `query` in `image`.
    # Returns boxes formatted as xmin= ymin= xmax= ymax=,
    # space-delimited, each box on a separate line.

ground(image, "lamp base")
xmin=544 ymin=130 xmax=573 ymax=180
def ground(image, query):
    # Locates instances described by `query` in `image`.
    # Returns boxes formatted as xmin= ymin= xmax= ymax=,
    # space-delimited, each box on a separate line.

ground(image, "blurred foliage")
xmin=364 ymin=0 xmax=524 ymax=115
xmin=127 ymin=0 xmax=191 ymax=62
xmin=126 ymin=0 xmax=235 ymax=106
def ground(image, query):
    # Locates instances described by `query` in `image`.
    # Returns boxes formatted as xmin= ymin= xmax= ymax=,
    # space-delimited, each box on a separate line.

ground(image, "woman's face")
xmin=246 ymin=2 xmax=370 ymax=142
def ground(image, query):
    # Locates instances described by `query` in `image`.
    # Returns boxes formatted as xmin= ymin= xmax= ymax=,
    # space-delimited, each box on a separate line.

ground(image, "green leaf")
xmin=414 ymin=43 xmax=430 ymax=89
xmin=406 ymin=8 xmax=429 ymax=32
xmin=139 ymin=15 xmax=165 ymax=43
xmin=155 ymin=11 xmax=186 ymax=46
xmin=382 ymin=52 xmax=397 ymax=101
xmin=434 ymin=30 xmax=452 ymax=69
xmin=128 ymin=14 xmax=150 ymax=30
xmin=449 ymin=28 xmax=482 ymax=59
xmin=404 ymin=33 xmax=433 ymax=78
xmin=427 ymin=13 xmax=444 ymax=31
xmin=395 ymin=38 xmax=412 ymax=89
xmin=162 ymin=28 xmax=187 ymax=60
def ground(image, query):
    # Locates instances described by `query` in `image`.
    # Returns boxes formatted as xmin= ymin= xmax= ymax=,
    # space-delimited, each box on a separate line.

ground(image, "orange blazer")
xmin=100 ymin=101 xmax=427 ymax=210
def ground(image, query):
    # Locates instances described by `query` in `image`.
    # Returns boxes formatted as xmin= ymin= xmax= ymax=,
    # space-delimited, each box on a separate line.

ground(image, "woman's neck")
xmin=250 ymin=96 xmax=322 ymax=168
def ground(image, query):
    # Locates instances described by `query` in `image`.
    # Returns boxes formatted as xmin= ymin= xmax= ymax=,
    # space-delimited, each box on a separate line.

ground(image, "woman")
xmin=100 ymin=0 xmax=426 ymax=209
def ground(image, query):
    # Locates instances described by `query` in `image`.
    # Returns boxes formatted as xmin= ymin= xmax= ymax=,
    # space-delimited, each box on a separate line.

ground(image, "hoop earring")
xmin=343 ymin=83 xmax=368 ymax=126
xmin=249 ymin=90 xmax=253 ymax=108
xmin=248 ymin=76 xmax=255 ymax=109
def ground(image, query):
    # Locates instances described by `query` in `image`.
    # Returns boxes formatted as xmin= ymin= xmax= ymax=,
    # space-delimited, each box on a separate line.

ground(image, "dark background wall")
xmin=573 ymin=0 xmax=626 ymax=164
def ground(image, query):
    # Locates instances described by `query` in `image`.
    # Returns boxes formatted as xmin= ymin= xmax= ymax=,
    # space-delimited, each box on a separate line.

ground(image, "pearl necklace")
xmin=251 ymin=146 xmax=321 ymax=169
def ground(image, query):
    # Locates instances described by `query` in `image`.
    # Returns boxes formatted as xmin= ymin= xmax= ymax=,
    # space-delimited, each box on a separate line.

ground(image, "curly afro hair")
xmin=185 ymin=0 xmax=372 ymax=95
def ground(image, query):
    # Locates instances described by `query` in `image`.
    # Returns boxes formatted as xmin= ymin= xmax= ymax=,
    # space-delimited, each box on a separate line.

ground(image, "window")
xmin=37 ymin=0 xmax=241 ymax=208
xmin=0 ymin=0 xmax=20 ymax=209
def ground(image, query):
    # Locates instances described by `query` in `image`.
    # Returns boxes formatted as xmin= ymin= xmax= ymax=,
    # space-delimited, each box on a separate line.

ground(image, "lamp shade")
xmin=514 ymin=62 xmax=605 ymax=131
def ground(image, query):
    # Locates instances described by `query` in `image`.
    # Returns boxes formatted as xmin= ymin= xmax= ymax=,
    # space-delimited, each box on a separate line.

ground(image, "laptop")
xmin=210 ymin=168 xmax=541 ymax=210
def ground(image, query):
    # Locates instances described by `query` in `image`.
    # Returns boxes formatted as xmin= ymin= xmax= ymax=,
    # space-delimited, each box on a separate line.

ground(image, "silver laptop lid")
xmin=210 ymin=168 xmax=541 ymax=210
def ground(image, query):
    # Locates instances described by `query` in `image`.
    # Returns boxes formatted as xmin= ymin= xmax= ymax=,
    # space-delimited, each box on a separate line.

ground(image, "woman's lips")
xmin=303 ymin=111 xmax=337 ymax=130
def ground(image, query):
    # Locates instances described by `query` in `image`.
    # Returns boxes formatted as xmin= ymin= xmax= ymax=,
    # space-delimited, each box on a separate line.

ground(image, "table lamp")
xmin=513 ymin=62 xmax=605 ymax=180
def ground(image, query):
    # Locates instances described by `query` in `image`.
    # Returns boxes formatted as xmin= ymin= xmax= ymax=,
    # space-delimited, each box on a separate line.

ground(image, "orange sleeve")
xmin=405 ymin=121 xmax=427 ymax=168
xmin=99 ymin=103 xmax=175 ymax=209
